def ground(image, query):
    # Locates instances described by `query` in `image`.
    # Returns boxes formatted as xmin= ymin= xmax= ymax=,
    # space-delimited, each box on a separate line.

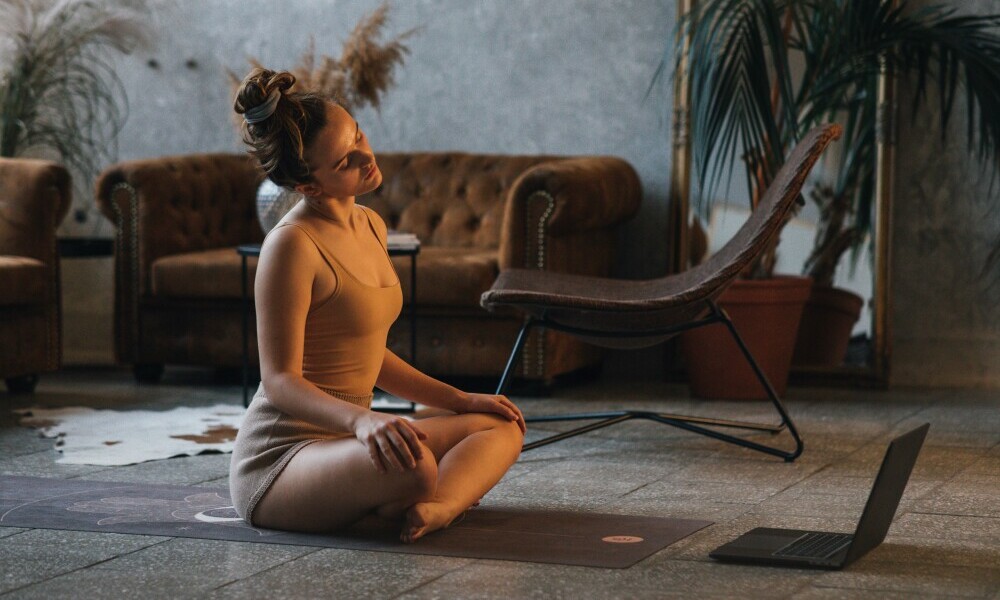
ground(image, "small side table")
xmin=238 ymin=241 xmax=420 ymax=410
xmin=57 ymin=237 xmax=114 ymax=258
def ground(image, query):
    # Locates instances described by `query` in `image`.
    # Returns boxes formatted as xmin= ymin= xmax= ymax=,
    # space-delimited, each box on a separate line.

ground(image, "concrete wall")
xmin=82 ymin=0 xmax=677 ymax=281
xmin=891 ymin=0 xmax=1000 ymax=388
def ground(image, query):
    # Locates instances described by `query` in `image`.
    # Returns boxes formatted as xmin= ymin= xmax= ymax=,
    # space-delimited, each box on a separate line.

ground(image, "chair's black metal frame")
xmin=495 ymin=302 xmax=804 ymax=462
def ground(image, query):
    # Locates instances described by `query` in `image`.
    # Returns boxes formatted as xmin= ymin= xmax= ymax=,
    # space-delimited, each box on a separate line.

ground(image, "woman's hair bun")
xmin=233 ymin=66 xmax=333 ymax=189
xmin=234 ymin=68 xmax=295 ymax=119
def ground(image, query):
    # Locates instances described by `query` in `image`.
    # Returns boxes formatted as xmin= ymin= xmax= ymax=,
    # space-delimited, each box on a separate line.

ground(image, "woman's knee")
xmin=479 ymin=412 xmax=525 ymax=441
xmin=462 ymin=413 xmax=524 ymax=450
xmin=463 ymin=412 xmax=519 ymax=433
xmin=398 ymin=443 xmax=438 ymax=499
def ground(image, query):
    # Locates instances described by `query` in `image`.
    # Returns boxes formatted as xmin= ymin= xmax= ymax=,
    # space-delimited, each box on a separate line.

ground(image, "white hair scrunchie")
xmin=243 ymin=89 xmax=281 ymax=124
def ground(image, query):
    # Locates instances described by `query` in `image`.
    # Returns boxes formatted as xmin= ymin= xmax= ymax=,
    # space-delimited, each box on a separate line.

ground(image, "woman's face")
xmin=296 ymin=103 xmax=381 ymax=200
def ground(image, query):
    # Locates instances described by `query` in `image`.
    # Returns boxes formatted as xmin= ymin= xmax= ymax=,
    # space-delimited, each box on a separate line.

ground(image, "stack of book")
xmin=387 ymin=230 xmax=420 ymax=250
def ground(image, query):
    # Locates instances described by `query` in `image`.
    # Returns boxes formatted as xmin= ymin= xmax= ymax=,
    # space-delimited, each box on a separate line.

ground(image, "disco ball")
xmin=256 ymin=179 xmax=303 ymax=233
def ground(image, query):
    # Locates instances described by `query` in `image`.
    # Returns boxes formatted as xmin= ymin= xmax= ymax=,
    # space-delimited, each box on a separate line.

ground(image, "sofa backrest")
xmin=363 ymin=152 xmax=557 ymax=249
xmin=96 ymin=153 xmax=265 ymax=256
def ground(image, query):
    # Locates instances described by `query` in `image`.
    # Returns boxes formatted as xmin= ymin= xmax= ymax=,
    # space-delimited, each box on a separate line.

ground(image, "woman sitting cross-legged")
xmin=228 ymin=68 xmax=525 ymax=543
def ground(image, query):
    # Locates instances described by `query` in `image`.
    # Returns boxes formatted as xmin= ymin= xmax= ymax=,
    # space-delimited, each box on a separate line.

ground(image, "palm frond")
xmin=673 ymin=0 xmax=1000 ymax=282
xmin=684 ymin=0 xmax=798 ymax=217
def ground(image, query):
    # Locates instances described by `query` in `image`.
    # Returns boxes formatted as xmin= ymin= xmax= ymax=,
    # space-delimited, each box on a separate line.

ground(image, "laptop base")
xmin=709 ymin=527 xmax=850 ymax=569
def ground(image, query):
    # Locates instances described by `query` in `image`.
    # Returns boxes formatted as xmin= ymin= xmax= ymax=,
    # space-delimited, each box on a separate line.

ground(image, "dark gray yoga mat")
xmin=0 ymin=475 xmax=711 ymax=568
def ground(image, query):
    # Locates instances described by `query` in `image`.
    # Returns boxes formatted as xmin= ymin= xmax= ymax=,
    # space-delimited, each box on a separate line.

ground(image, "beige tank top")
xmin=272 ymin=205 xmax=403 ymax=398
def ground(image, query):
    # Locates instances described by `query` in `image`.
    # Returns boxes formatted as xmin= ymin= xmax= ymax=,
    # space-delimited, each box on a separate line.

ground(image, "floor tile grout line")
xmin=909 ymin=509 xmax=1000 ymax=519
xmin=619 ymin=479 xmax=661 ymax=498
xmin=389 ymin=560 xmax=477 ymax=599
xmin=209 ymin=547 xmax=326 ymax=593
xmin=809 ymin=581 xmax=995 ymax=598
xmin=0 ymin=527 xmax=36 ymax=543
xmin=0 ymin=534 xmax=175 ymax=597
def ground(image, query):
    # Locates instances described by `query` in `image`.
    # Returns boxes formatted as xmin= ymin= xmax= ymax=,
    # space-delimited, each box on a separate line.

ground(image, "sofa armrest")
xmin=95 ymin=153 xmax=265 ymax=297
xmin=0 ymin=158 xmax=71 ymax=262
xmin=0 ymin=158 xmax=71 ymax=374
xmin=95 ymin=153 xmax=264 ymax=364
xmin=498 ymin=156 xmax=641 ymax=271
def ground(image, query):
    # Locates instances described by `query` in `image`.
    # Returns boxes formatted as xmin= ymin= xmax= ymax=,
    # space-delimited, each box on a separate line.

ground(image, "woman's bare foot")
xmin=401 ymin=501 xmax=460 ymax=543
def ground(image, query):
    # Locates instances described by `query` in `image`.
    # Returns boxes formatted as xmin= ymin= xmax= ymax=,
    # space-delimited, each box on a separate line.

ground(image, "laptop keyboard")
xmin=773 ymin=532 xmax=853 ymax=559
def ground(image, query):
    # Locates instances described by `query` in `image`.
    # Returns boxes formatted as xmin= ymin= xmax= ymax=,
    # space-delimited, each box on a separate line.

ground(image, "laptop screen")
xmin=846 ymin=423 xmax=929 ymax=563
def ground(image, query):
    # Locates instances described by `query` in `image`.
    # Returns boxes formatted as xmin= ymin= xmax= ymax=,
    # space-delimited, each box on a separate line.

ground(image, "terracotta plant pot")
xmin=680 ymin=276 xmax=813 ymax=400
xmin=792 ymin=285 xmax=864 ymax=367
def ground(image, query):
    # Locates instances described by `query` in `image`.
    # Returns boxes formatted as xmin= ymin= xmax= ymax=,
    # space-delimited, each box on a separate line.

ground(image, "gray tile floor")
xmin=1 ymin=368 xmax=998 ymax=599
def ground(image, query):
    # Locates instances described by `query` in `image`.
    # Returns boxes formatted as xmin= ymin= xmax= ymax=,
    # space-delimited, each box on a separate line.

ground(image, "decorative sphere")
xmin=256 ymin=179 xmax=303 ymax=233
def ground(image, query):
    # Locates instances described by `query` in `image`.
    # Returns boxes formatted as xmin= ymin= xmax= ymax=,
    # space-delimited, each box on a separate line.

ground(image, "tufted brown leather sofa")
xmin=95 ymin=151 xmax=641 ymax=386
xmin=0 ymin=159 xmax=72 ymax=393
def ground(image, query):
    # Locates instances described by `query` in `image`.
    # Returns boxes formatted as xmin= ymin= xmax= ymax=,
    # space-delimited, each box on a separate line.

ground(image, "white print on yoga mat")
xmin=65 ymin=492 xmax=259 ymax=531
xmin=14 ymin=404 xmax=245 ymax=466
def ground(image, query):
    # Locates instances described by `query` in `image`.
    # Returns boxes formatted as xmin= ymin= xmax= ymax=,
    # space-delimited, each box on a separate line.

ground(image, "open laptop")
xmin=709 ymin=423 xmax=930 ymax=569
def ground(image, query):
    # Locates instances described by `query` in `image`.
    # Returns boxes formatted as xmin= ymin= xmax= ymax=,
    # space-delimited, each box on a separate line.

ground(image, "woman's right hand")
xmin=352 ymin=412 xmax=428 ymax=474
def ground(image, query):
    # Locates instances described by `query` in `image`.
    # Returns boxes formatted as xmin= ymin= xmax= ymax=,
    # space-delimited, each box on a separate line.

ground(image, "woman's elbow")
xmin=260 ymin=371 xmax=302 ymax=408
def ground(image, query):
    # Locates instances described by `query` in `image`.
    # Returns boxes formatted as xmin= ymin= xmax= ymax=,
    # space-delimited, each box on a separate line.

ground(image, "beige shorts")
xmin=229 ymin=382 xmax=373 ymax=526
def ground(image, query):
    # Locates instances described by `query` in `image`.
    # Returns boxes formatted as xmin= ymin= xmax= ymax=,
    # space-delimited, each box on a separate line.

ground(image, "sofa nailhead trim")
xmin=524 ymin=190 xmax=555 ymax=378
xmin=110 ymin=181 xmax=140 ymax=361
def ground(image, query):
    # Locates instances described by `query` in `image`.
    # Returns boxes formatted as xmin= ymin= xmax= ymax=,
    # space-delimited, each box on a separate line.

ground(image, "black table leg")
xmin=242 ymin=254 xmax=249 ymax=408
xmin=409 ymin=254 xmax=417 ymax=411
xmin=410 ymin=254 xmax=417 ymax=366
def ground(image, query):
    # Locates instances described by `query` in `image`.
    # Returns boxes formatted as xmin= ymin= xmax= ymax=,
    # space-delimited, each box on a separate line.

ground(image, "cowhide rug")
xmin=13 ymin=404 xmax=245 ymax=466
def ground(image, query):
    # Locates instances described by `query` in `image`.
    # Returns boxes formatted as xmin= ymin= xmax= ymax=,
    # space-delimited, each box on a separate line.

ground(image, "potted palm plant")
xmin=0 ymin=0 xmax=151 ymax=227
xmin=673 ymin=0 xmax=1000 ymax=397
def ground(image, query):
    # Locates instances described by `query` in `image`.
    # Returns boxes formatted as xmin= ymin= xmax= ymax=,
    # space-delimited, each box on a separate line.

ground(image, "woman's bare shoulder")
xmin=260 ymin=223 xmax=319 ymax=266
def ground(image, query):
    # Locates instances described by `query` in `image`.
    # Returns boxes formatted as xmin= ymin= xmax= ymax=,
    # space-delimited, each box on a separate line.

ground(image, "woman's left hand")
xmin=455 ymin=392 xmax=526 ymax=435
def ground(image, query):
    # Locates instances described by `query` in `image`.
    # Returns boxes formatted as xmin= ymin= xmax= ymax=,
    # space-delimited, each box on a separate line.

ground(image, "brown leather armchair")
xmin=96 ymin=151 xmax=640 ymax=386
xmin=0 ymin=158 xmax=71 ymax=393
xmin=95 ymin=154 xmax=265 ymax=381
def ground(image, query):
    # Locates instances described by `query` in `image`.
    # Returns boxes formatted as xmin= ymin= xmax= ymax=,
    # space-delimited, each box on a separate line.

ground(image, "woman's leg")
xmin=250 ymin=436 xmax=438 ymax=533
xmin=250 ymin=413 xmax=522 ymax=540
xmin=399 ymin=413 xmax=524 ymax=542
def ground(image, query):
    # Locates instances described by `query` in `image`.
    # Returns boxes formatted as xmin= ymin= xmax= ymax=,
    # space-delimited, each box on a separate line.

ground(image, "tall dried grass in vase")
xmin=228 ymin=1 xmax=417 ymax=116
xmin=0 ymin=0 xmax=151 ymax=224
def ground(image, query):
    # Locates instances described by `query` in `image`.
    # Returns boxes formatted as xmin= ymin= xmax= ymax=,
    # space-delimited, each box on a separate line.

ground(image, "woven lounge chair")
xmin=481 ymin=124 xmax=843 ymax=462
